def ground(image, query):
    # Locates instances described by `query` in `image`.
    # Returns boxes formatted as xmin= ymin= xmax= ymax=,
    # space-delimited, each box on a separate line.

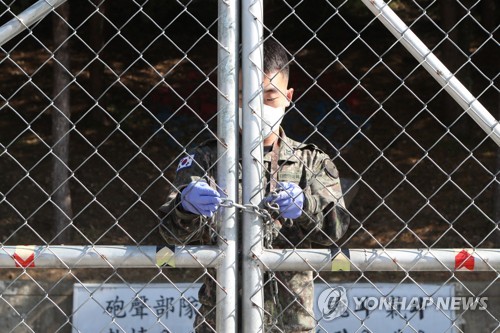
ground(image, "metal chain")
xmin=220 ymin=197 xmax=286 ymax=329
xmin=219 ymin=198 xmax=272 ymax=219
xmin=219 ymin=196 xmax=280 ymax=248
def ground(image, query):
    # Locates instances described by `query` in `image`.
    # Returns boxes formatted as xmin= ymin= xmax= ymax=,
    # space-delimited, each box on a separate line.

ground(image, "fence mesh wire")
xmin=0 ymin=0 xmax=498 ymax=332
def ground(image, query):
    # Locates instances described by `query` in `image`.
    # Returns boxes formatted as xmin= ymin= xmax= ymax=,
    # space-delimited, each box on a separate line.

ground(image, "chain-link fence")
xmin=0 ymin=0 xmax=499 ymax=332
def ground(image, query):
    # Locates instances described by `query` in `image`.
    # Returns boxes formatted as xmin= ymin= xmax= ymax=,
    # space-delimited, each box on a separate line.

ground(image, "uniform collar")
xmin=263 ymin=128 xmax=302 ymax=163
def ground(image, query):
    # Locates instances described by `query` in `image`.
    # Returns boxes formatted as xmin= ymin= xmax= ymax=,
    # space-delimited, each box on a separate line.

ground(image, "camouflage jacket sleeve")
xmin=158 ymin=141 xmax=217 ymax=245
xmin=293 ymin=148 xmax=350 ymax=246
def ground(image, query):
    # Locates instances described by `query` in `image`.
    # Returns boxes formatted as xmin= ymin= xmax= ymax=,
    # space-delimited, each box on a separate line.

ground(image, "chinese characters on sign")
xmin=104 ymin=294 xmax=199 ymax=321
xmin=73 ymin=283 xmax=201 ymax=333
xmin=73 ymin=283 xmax=455 ymax=333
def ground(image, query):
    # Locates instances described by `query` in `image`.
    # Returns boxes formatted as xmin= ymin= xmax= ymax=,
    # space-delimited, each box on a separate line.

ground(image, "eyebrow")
xmin=263 ymin=86 xmax=279 ymax=94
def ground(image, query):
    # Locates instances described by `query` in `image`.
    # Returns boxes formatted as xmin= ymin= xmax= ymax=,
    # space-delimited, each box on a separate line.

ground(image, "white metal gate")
xmin=0 ymin=1 xmax=498 ymax=332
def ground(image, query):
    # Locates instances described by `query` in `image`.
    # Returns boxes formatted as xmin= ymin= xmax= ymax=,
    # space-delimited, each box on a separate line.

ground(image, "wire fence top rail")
xmin=362 ymin=0 xmax=500 ymax=147
xmin=1 ymin=245 xmax=498 ymax=272
xmin=0 ymin=0 xmax=67 ymax=46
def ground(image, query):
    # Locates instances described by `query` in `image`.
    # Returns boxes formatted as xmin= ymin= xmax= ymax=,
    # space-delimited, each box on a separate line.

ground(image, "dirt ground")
xmin=0 ymin=2 xmax=498 ymax=284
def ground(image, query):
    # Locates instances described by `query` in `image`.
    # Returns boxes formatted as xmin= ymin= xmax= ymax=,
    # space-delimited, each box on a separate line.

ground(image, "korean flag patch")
xmin=176 ymin=154 xmax=195 ymax=172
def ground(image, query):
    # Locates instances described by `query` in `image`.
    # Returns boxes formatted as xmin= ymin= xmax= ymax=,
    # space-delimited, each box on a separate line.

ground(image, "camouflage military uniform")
xmin=159 ymin=131 xmax=350 ymax=332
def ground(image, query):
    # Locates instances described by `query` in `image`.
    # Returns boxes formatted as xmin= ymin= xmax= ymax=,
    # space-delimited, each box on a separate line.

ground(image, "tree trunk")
xmin=89 ymin=0 xmax=109 ymax=125
xmin=439 ymin=0 xmax=460 ymax=126
xmin=52 ymin=3 xmax=73 ymax=244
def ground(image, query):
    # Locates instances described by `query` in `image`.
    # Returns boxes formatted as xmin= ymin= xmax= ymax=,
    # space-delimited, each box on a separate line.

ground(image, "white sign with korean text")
xmin=73 ymin=283 xmax=456 ymax=333
xmin=72 ymin=283 xmax=201 ymax=333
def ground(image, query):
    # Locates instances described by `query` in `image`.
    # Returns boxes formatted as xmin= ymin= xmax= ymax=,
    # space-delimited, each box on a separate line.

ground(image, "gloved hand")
xmin=181 ymin=180 xmax=221 ymax=217
xmin=266 ymin=181 xmax=304 ymax=219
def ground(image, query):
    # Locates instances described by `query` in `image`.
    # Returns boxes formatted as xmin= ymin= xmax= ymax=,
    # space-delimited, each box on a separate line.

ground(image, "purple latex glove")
xmin=267 ymin=181 xmax=304 ymax=219
xmin=181 ymin=180 xmax=221 ymax=217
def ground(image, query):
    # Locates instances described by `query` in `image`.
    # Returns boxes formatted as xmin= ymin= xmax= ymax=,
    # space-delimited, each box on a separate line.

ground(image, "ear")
xmin=285 ymin=87 xmax=294 ymax=107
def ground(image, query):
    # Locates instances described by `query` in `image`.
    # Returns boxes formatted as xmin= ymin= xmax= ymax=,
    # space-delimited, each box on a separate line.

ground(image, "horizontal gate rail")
xmin=1 ymin=245 xmax=498 ymax=272
xmin=0 ymin=245 xmax=222 ymax=268
xmin=260 ymin=248 xmax=499 ymax=272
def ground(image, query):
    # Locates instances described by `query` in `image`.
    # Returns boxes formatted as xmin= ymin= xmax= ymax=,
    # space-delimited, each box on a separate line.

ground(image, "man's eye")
xmin=266 ymin=97 xmax=278 ymax=102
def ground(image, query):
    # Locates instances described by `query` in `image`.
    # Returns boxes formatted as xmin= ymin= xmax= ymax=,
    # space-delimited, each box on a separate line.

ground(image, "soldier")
xmin=159 ymin=39 xmax=350 ymax=332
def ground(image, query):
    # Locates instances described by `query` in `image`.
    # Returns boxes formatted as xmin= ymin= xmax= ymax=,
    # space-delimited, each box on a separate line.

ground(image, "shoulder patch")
xmin=324 ymin=159 xmax=339 ymax=179
xmin=176 ymin=154 xmax=195 ymax=172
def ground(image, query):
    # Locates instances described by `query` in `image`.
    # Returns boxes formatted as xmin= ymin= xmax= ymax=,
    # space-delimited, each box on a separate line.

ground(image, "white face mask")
xmin=238 ymin=104 xmax=285 ymax=138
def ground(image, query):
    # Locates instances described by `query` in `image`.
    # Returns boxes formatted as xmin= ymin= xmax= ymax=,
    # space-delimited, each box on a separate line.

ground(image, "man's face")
xmin=238 ymin=71 xmax=294 ymax=108
xmin=262 ymin=71 xmax=294 ymax=109
xmin=238 ymin=70 xmax=294 ymax=144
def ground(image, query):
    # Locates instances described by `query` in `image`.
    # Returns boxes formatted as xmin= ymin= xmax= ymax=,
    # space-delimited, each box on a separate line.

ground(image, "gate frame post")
xmin=241 ymin=0 xmax=265 ymax=332
xmin=216 ymin=0 xmax=240 ymax=332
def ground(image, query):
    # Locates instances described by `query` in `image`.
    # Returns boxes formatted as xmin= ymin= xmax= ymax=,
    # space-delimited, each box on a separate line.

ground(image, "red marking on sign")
xmin=455 ymin=250 xmax=474 ymax=270
xmin=13 ymin=252 xmax=35 ymax=268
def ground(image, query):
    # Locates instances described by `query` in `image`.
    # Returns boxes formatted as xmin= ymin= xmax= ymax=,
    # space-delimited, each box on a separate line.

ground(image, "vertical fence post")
xmin=242 ymin=0 xmax=265 ymax=332
xmin=216 ymin=0 xmax=239 ymax=332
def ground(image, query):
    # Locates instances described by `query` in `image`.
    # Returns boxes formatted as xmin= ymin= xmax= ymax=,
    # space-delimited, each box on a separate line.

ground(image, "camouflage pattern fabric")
xmin=158 ymin=130 xmax=350 ymax=332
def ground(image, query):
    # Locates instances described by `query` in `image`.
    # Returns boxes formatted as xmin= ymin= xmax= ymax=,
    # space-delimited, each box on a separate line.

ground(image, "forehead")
xmin=263 ymin=71 xmax=288 ymax=93
xmin=238 ymin=71 xmax=288 ymax=92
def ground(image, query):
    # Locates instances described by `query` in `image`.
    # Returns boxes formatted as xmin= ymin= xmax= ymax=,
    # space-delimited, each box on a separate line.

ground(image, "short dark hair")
xmin=263 ymin=39 xmax=290 ymax=79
